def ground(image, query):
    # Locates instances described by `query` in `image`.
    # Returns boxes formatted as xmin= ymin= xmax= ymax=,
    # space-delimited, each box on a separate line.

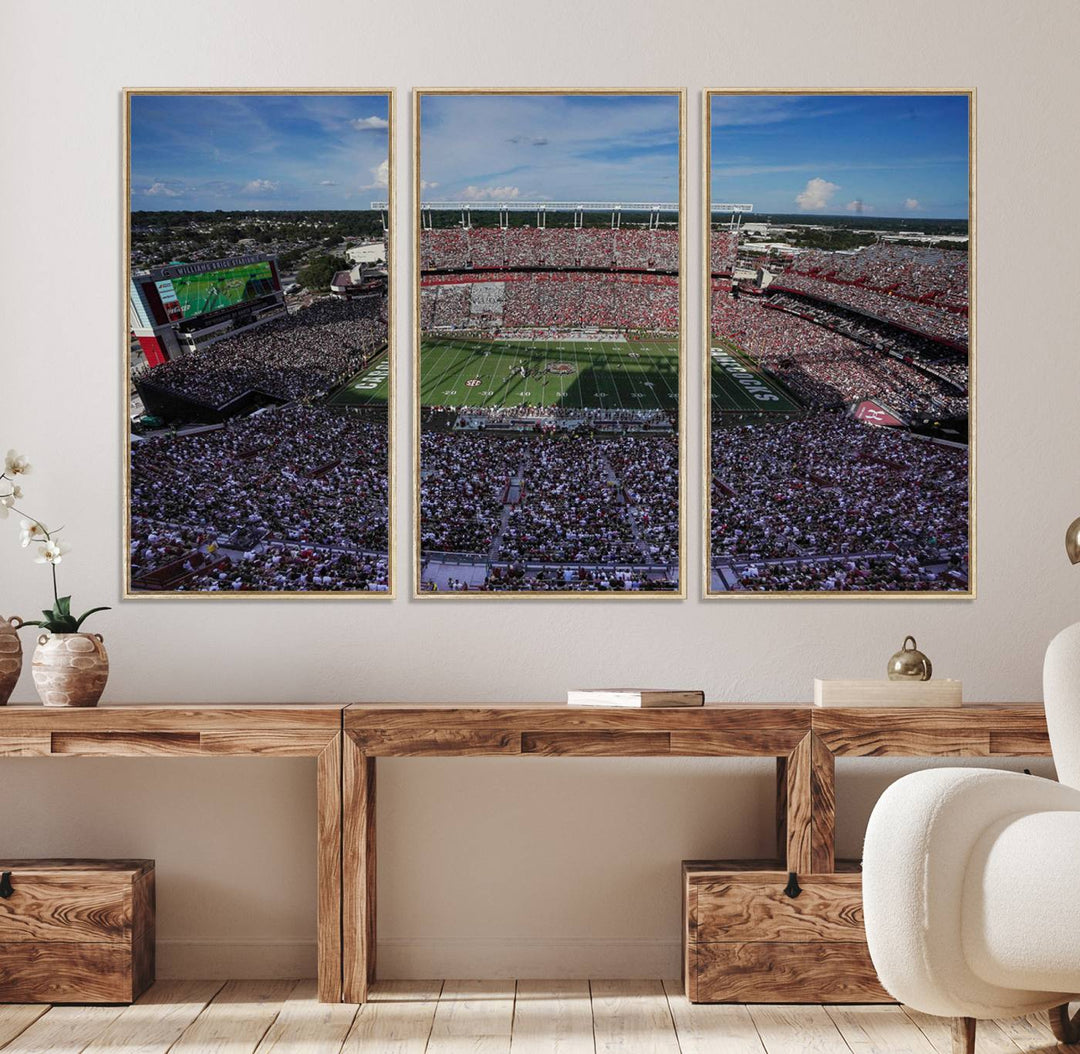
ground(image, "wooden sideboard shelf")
xmin=0 ymin=701 xmax=1052 ymax=1004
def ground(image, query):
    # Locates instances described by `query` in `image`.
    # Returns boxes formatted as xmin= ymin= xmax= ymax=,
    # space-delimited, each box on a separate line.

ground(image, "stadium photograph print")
xmin=125 ymin=89 xmax=394 ymax=597
xmin=705 ymin=91 xmax=973 ymax=597
xmin=414 ymin=89 xmax=686 ymax=597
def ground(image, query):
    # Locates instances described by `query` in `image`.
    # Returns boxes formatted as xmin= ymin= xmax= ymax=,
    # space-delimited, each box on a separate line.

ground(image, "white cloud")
xmin=421 ymin=179 xmax=439 ymax=190
xmin=144 ymin=181 xmax=183 ymax=197
xmin=244 ymin=179 xmax=278 ymax=193
xmin=353 ymin=116 xmax=389 ymax=130
xmin=460 ymin=185 xmax=521 ymax=201
xmin=320 ymin=179 xmax=338 ymax=186
xmin=796 ymin=177 xmax=840 ymax=211
xmin=904 ymin=197 xmax=921 ymax=210
xmin=357 ymin=160 xmax=390 ymax=192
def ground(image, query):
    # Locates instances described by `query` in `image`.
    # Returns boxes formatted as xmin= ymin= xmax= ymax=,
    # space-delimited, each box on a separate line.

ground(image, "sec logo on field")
xmin=465 ymin=378 xmax=482 ymax=387
xmin=547 ymin=362 xmax=576 ymax=375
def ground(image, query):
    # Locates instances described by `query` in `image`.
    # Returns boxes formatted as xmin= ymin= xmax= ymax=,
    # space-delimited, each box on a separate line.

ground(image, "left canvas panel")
xmin=125 ymin=90 xmax=394 ymax=597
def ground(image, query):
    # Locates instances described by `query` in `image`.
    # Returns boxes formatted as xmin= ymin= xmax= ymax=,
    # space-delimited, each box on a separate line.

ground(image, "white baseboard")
xmin=157 ymin=936 xmax=681 ymax=980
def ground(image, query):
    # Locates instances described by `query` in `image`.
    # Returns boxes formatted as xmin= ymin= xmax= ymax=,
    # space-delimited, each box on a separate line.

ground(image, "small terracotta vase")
xmin=0 ymin=616 xmax=23 ymax=704
xmin=32 ymin=632 xmax=109 ymax=707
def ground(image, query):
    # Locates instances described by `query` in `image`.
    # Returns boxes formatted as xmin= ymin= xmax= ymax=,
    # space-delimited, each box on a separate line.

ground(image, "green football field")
xmin=331 ymin=337 xmax=680 ymax=411
xmin=710 ymin=340 xmax=802 ymax=414
xmin=171 ymin=262 xmax=274 ymax=318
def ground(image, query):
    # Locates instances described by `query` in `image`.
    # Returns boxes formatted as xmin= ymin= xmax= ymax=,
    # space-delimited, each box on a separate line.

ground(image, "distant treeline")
xmin=131 ymin=209 xmax=384 ymax=239
xmin=714 ymin=212 xmax=969 ymax=236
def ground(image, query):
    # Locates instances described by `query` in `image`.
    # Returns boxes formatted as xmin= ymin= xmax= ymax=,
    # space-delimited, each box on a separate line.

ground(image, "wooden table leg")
xmin=778 ymin=733 xmax=835 ymax=874
xmin=343 ymin=732 xmax=376 ymax=1002
xmin=809 ymin=734 xmax=835 ymax=873
xmin=317 ymin=733 xmax=343 ymax=1002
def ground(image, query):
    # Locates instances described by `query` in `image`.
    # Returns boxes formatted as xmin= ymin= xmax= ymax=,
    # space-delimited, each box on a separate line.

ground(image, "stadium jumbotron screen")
xmin=155 ymin=260 xmax=276 ymax=322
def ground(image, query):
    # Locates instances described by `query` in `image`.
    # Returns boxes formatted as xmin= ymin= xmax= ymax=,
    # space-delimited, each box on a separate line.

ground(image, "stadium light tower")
xmin=711 ymin=202 xmax=754 ymax=236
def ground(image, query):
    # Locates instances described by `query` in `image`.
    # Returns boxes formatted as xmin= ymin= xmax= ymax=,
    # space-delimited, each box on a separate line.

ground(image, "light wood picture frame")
xmin=123 ymin=88 xmax=395 ymax=598
xmin=413 ymin=89 xmax=686 ymax=598
xmin=704 ymin=90 xmax=974 ymax=598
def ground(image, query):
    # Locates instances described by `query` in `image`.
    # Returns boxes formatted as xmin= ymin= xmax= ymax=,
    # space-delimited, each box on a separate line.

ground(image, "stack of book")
xmin=566 ymin=689 xmax=705 ymax=708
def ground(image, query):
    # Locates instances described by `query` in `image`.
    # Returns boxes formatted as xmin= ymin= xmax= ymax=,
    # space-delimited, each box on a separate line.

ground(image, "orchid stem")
xmin=51 ymin=563 xmax=58 ymax=605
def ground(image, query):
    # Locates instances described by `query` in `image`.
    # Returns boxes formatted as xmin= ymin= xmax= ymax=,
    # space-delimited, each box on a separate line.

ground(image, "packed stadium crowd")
xmin=422 ymin=273 xmax=679 ymax=332
xmin=786 ymin=243 xmax=968 ymax=312
xmin=726 ymin=554 xmax=959 ymax=592
xmin=130 ymin=405 xmax=389 ymax=592
xmin=419 ymin=432 xmax=679 ymax=572
xmin=439 ymin=406 xmax=673 ymax=427
xmin=176 ymin=545 xmax=388 ymax=592
xmin=710 ymin=410 xmax=968 ymax=592
xmin=771 ymin=244 xmax=969 ymax=347
xmin=420 ymin=226 xmax=679 ymax=272
xmin=481 ymin=565 xmax=678 ymax=592
xmin=710 ymin=229 xmax=740 ymax=274
xmin=418 ymin=433 xmax=524 ymax=555
xmin=763 ymin=292 xmax=968 ymax=389
xmin=134 ymin=298 xmax=387 ymax=408
xmin=711 ymin=292 xmax=966 ymax=417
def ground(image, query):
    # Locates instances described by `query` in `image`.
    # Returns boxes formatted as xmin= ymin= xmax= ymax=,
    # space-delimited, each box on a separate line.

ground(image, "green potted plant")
xmin=1 ymin=449 xmax=111 ymax=706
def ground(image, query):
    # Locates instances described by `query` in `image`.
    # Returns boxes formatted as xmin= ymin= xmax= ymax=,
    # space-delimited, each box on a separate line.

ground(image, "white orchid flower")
xmin=0 ymin=483 xmax=19 ymax=517
xmin=19 ymin=519 xmax=47 ymax=547
xmin=35 ymin=539 xmax=70 ymax=565
xmin=4 ymin=450 xmax=31 ymax=477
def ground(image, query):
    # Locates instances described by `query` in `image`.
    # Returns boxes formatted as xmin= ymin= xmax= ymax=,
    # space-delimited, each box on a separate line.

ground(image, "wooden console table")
xmin=341 ymin=702 xmax=1050 ymax=1003
xmin=0 ymin=701 xmax=1053 ymax=1005
xmin=0 ymin=704 xmax=346 ymax=1002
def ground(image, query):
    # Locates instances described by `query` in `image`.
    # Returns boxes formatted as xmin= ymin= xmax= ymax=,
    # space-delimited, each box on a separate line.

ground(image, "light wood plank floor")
xmin=0 ymin=980 xmax=1067 ymax=1053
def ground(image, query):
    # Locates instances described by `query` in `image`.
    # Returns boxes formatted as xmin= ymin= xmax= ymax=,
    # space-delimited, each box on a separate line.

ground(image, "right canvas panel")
xmin=706 ymin=91 xmax=973 ymax=597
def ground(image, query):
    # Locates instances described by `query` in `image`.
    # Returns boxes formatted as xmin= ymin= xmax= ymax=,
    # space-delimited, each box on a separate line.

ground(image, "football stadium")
xmin=374 ymin=205 xmax=679 ymax=593
xmin=709 ymin=227 xmax=970 ymax=593
xmin=128 ymin=253 xmax=390 ymax=594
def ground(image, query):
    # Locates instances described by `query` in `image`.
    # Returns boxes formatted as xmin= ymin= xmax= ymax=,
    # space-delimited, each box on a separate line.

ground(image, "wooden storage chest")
xmin=683 ymin=859 xmax=891 ymax=1004
xmin=0 ymin=859 xmax=154 ymax=1003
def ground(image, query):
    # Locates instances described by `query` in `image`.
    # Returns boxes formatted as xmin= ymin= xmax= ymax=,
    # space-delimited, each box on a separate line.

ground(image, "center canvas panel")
xmin=414 ymin=90 xmax=685 ymax=597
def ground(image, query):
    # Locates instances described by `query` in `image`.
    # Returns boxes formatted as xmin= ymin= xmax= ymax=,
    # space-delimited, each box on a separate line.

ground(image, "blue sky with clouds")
xmin=130 ymin=94 xmax=389 ymax=211
xmin=710 ymin=94 xmax=969 ymax=219
xmin=419 ymin=94 xmax=680 ymax=204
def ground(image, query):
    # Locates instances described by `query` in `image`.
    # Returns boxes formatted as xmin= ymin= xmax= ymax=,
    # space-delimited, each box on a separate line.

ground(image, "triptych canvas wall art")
xmin=123 ymin=88 xmax=971 ymax=599
xmin=705 ymin=91 xmax=972 ymax=597
xmin=125 ymin=90 xmax=394 ymax=597
xmin=413 ymin=90 xmax=685 ymax=596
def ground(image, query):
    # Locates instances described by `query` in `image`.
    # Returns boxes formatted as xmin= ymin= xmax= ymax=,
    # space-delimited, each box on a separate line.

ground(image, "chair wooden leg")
xmin=951 ymin=1016 xmax=976 ymax=1054
xmin=1050 ymin=1003 xmax=1080 ymax=1045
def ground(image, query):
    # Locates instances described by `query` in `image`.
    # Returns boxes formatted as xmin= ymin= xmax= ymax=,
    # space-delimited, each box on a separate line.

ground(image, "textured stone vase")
xmin=0 ymin=616 xmax=23 ymax=704
xmin=32 ymin=632 xmax=109 ymax=707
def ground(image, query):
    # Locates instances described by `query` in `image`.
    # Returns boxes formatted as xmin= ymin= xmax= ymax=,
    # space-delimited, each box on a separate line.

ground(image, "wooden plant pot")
xmin=32 ymin=633 xmax=109 ymax=708
xmin=0 ymin=617 xmax=22 ymax=705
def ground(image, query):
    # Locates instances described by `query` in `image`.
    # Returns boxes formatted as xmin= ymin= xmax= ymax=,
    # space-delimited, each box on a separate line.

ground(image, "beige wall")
xmin=1 ymin=0 xmax=1077 ymax=978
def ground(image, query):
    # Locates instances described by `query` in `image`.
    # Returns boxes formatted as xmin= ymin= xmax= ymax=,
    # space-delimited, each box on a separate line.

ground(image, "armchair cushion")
xmin=863 ymin=767 xmax=1080 ymax=1019
xmin=964 ymin=809 xmax=1080 ymax=994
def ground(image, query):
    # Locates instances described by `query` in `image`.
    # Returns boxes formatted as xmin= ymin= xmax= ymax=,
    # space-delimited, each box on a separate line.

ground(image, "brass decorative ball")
xmin=888 ymin=636 xmax=932 ymax=681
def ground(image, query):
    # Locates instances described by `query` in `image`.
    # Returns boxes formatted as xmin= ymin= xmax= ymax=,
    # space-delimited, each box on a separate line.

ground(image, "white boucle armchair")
xmin=862 ymin=622 xmax=1080 ymax=1053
